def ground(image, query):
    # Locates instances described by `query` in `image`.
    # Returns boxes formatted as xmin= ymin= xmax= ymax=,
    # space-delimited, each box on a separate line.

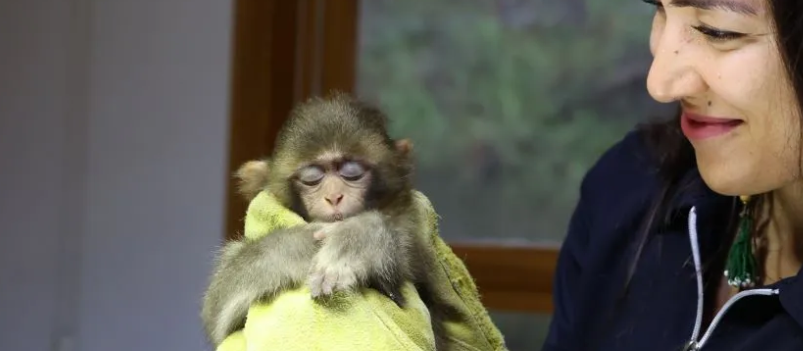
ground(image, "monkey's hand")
xmin=308 ymin=211 xmax=411 ymax=307
xmin=201 ymin=222 xmax=326 ymax=346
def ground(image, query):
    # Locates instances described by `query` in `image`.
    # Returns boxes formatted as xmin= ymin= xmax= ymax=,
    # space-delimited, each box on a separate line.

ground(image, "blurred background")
xmin=0 ymin=0 xmax=673 ymax=350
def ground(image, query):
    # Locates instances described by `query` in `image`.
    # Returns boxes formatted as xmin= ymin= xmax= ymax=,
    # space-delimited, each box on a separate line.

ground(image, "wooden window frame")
xmin=223 ymin=0 xmax=560 ymax=314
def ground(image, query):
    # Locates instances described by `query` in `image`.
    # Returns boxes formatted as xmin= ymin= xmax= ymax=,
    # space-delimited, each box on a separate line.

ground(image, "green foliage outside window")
xmin=356 ymin=0 xmax=672 ymax=245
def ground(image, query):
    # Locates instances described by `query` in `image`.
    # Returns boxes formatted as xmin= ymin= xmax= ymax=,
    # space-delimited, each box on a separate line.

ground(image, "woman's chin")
xmin=697 ymin=165 xmax=770 ymax=197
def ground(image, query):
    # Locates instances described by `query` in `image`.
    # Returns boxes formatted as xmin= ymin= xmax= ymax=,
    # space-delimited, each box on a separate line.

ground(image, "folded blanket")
xmin=216 ymin=190 xmax=507 ymax=351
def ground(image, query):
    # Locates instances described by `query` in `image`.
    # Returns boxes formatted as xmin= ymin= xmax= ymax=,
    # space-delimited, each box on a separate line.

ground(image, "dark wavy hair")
xmin=623 ymin=0 xmax=803 ymax=295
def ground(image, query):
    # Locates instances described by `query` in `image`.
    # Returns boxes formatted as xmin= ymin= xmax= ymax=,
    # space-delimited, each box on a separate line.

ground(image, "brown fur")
xmin=201 ymin=92 xmax=448 ymax=349
xmin=267 ymin=92 xmax=415 ymax=214
xmin=234 ymin=159 xmax=270 ymax=201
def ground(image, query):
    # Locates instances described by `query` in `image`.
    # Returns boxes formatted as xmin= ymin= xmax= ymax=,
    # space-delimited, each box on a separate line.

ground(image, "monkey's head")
xmin=266 ymin=92 xmax=414 ymax=222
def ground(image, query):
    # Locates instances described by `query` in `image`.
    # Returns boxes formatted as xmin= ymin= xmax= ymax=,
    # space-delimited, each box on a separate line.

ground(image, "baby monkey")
xmin=201 ymin=93 xmax=445 ymax=347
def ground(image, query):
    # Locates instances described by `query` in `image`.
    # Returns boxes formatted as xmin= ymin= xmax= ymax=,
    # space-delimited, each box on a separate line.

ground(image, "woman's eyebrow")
xmin=670 ymin=0 xmax=758 ymax=15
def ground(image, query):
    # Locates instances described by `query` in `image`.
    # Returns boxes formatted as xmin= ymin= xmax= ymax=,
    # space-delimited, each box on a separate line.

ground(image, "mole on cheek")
xmin=708 ymin=101 xmax=712 ymax=107
xmin=675 ymin=50 xmax=679 ymax=54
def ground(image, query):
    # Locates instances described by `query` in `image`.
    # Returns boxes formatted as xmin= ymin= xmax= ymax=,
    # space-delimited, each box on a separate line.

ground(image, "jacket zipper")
xmin=684 ymin=207 xmax=781 ymax=350
xmin=683 ymin=288 xmax=780 ymax=350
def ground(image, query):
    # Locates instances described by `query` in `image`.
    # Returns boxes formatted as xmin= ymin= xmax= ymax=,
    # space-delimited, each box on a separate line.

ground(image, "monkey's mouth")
xmin=331 ymin=212 xmax=344 ymax=221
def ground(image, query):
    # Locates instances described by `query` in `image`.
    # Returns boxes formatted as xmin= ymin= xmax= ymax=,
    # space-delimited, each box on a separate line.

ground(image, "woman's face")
xmin=646 ymin=0 xmax=800 ymax=196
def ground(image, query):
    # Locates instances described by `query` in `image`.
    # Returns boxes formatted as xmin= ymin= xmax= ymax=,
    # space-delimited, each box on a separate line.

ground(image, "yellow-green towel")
xmin=216 ymin=190 xmax=507 ymax=351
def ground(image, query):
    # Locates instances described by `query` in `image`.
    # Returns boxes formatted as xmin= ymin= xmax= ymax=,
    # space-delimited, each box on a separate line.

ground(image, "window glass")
xmin=355 ymin=0 xmax=669 ymax=245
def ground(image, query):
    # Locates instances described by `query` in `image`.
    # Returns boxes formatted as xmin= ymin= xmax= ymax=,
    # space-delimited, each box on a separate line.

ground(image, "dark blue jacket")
xmin=542 ymin=130 xmax=803 ymax=351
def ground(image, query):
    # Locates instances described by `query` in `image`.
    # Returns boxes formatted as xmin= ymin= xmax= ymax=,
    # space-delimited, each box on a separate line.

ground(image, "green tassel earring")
xmin=724 ymin=195 xmax=759 ymax=289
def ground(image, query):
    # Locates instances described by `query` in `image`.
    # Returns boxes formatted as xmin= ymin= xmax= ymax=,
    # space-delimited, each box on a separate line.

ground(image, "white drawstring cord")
xmin=686 ymin=207 xmax=704 ymax=347
xmin=684 ymin=207 xmax=781 ymax=350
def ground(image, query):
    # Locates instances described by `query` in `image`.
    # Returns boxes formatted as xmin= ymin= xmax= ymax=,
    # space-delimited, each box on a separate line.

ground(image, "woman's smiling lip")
xmin=680 ymin=111 xmax=744 ymax=140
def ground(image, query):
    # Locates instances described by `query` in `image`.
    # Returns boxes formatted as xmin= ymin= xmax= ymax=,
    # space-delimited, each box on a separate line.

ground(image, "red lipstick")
xmin=680 ymin=112 xmax=742 ymax=140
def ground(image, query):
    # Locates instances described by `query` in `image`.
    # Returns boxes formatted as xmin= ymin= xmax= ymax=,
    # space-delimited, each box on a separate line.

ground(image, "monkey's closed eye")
xmin=297 ymin=165 xmax=325 ymax=186
xmin=339 ymin=161 xmax=366 ymax=181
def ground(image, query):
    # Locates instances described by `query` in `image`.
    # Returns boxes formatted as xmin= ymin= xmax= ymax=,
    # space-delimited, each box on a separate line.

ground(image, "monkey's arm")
xmin=201 ymin=223 xmax=325 ymax=346
xmin=308 ymin=210 xmax=417 ymax=304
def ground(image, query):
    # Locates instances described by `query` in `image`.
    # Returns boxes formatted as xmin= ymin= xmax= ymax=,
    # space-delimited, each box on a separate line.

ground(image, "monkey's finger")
xmin=313 ymin=230 xmax=328 ymax=241
xmin=334 ymin=270 xmax=358 ymax=292
xmin=308 ymin=269 xmax=325 ymax=297
xmin=320 ymin=269 xmax=338 ymax=295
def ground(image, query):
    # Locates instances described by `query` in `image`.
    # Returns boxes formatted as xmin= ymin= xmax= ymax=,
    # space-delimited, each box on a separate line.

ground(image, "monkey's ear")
xmin=234 ymin=160 xmax=270 ymax=201
xmin=395 ymin=139 xmax=413 ymax=157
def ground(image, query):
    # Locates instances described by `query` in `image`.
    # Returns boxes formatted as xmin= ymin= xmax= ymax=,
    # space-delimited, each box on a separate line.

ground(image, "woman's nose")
xmin=646 ymin=25 xmax=707 ymax=103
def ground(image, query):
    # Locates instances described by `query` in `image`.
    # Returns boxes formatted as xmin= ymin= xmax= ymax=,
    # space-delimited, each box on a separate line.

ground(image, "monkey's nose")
xmin=326 ymin=193 xmax=343 ymax=206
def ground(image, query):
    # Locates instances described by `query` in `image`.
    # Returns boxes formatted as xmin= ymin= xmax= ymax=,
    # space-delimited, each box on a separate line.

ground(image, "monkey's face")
xmin=293 ymin=156 xmax=372 ymax=222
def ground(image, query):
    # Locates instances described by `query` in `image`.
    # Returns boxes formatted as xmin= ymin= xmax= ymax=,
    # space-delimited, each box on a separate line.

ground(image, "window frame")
xmin=223 ymin=0 xmax=560 ymax=314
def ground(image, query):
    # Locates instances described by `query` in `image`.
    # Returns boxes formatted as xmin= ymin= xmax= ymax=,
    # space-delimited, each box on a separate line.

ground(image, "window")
xmin=356 ymin=0 xmax=668 ymax=244
xmin=224 ymin=1 xmax=668 ymax=349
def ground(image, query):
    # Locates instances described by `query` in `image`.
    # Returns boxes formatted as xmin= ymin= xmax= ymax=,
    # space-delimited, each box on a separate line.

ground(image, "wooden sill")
xmin=450 ymin=243 xmax=560 ymax=313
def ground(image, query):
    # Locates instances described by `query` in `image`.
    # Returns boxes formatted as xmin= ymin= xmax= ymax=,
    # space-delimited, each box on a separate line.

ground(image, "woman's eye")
xmin=693 ymin=25 xmax=746 ymax=43
xmin=297 ymin=166 xmax=324 ymax=185
xmin=339 ymin=161 xmax=365 ymax=181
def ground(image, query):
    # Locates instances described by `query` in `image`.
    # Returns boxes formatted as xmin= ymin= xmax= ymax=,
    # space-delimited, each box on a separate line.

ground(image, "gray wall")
xmin=0 ymin=0 xmax=233 ymax=350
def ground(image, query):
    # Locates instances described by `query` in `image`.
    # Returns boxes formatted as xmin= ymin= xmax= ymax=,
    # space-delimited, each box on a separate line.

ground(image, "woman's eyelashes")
xmin=642 ymin=0 xmax=748 ymax=44
xmin=693 ymin=24 xmax=746 ymax=42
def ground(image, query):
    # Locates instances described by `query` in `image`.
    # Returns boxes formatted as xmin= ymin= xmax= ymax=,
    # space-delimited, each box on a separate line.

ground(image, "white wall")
xmin=0 ymin=0 xmax=233 ymax=350
xmin=0 ymin=1 xmax=74 ymax=350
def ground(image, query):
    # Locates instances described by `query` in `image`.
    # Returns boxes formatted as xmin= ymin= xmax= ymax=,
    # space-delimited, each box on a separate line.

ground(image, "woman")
xmin=543 ymin=0 xmax=803 ymax=350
